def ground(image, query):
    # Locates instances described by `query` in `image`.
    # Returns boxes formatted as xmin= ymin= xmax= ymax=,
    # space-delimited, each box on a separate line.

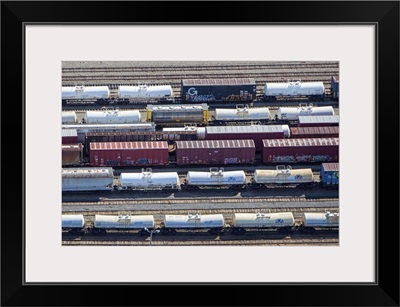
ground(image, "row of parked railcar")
xmin=62 ymin=163 xmax=339 ymax=193
xmin=62 ymin=77 xmax=339 ymax=105
xmin=62 ymin=211 xmax=340 ymax=235
xmin=62 ymin=137 xmax=339 ymax=167
xmin=61 ymin=104 xmax=337 ymax=126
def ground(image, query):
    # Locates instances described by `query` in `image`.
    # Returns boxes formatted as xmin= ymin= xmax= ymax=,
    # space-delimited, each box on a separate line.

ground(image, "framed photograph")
xmin=2 ymin=1 xmax=398 ymax=306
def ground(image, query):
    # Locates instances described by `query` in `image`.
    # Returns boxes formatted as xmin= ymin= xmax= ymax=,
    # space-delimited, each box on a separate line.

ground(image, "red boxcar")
xmin=62 ymin=129 xmax=78 ymax=144
xmin=290 ymin=126 xmax=339 ymax=138
xmin=297 ymin=115 xmax=339 ymax=127
xmin=204 ymin=125 xmax=287 ymax=152
xmin=62 ymin=143 xmax=83 ymax=166
xmin=89 ymin=141 xmax=169 ymax=167
xmin=262 ymin=138 xmax=339 ymax=163
xmin=175 ymin=139 xmax=256 ymax=165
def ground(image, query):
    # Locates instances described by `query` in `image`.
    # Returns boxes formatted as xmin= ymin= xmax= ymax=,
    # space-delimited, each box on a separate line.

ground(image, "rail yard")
xmin=62 ymin=61 xmax=340 ymax=246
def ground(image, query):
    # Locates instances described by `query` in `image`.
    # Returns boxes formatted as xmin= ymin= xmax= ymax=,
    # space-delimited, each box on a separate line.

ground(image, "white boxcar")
xmin=186 ymin=168 xmax=246 ymax=186
xmin=94 ymin=215 xmax=155 ymax=229
xmin=62 ymin=214 xmax=85 ymax=229
xmin=301 ymin=212 xmax=339 ymax=229
xmin=232 ymin=212 xmax=295 ymax=229
xmin=62 ymin=85 xmax=110 ymax=100
xmin=276 ymin=105 xmax=335 ymax=121
xmin=119 ymin=169 xmax=181 ymax=190
xmin=62 ymin=111 xmax=77 ymax=124
xmin=254 ymin=165 xmax=314 ymax=185
xmin=162 ymin=126 xmax=206 ymax=140
xmin=62 ymin=167 xmax=114 ymax=192
xmin=118 ymin=85 xmax=173 ymax=100
xmin=163 ymin=214 xmax=225 ymax=229
xmin=214 ymin=105 xmax=270 ymax=121
xmin=264 ymin=81 xmax=325 ymax=98
xmin=84 ymin=109 xmax=141 ymax=124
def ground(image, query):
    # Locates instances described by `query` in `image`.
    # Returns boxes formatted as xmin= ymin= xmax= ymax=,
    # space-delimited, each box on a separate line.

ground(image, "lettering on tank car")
xmin=275 ymin=219 xmax=284 ymax=224
xmin=227 ymin=177 xmax=237 ymax=182
xmin=294 ymin=175 xmax=303 ymax=180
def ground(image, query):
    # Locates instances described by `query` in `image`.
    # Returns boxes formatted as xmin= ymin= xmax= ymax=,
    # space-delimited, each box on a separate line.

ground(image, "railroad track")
xmin=62 ymin=197 xmax=339 ymax=206
xmin=62 ymin=230 xmax=339 ymax=246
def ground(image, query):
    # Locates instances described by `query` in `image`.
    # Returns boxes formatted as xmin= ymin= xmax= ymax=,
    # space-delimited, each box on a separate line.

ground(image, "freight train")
xmin=61 ymin=104 xmax=338 ymax=126
xmin=62 ymin=136 xmax=339 ymax=167
xmin=61 ymin=77 xmax=339 ymax=105
xmin=62 ymin=211 xmax=340 ymax=235
xmin=61 ymin=164 xmax=339 ymax=193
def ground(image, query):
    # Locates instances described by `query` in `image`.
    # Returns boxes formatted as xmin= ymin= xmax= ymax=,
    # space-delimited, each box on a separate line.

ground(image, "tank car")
xmin=276 ymin=104 xmax=335 ymax=121
xmin=230 ymin=212 xmax=295 ymax=234
xmin=214 ymin=105 xmax=270 ymax=122
xmin=62 ymin=167 xmax=114 ymax=192
xmin=299 ymin=212 xmax=339 ymax=232
xmin=161 ymin=214 xmax=225 ymax=235
xmin=62 ymin=111 xmax=77 ymax=124
xmin=92 ymin=214 xmax=155 ymax=235
xmin=62 ymin=85 xmax=110 ymax=104
xmin=118 ymin=169 xmax=181 ymax=191
xmin=253 ymin=165 xmax=314 ymax=187
xmin=146 ymin=104 xmax=209 ymax=125
xmin=83 ymin=108 xmax=141 ymax=124
xmin=117 ymin=84 xmax=174 ymax=102
xmin=264 ymin=81 xmax=325 ymax=101
xmin=162 ymin=126 xmax=206 ymax=141
xmin=185 ymin=168 xmax=246 ymax=189
xmin=62 ymin=214 xmax=85 ymax=234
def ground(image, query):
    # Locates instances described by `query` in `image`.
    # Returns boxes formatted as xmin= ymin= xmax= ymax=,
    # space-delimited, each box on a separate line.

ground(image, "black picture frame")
xmin=1 ymin=1 xmax=399 ymax=306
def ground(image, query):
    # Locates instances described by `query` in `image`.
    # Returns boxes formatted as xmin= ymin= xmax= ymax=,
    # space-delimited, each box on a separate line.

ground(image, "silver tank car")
xmin=62 ymin=85 xmax=110 ymax=100
xmin=162 ymin=126 xmax=206 ymax=140
xmin=254 ymin=165 xmax=314 ymax=185
xmin=214 ymin=105 xmax=270 ymax=121
xmin=264 ymin=81 xmax=325 ymax=98
xmin=186 ymin=168 xmax=246 ymax=186
xmin=301 ymin=212 xmax=339 ymax=230
xmin=276 ymin=104 xmax=335 ymax=121
xmin=62 ymin=214 xmax=85 ymax=229
xmin=84 ymin=108 xmax=141 ymax=124
xmin=94 ymin=214 xmax=155 ymax=230
xmin=232 ymin=212 xmax=295 ymax=232
xmin=118 ymin=169 xmax=181 ymax=190
xmin=62 ymin=167 xmax=114 ymax=192
xmin=147 ymin=104 xmax=208 ymax=125
xmin=163 ymin=214 xmax=225 ymax=229
xmin=62 ymin=111 xmax=77 ymax=124
xmin=62 ymin=123 xmax=155 ymax=133
xmin=117 ymin=85 xmax=173 ymax=100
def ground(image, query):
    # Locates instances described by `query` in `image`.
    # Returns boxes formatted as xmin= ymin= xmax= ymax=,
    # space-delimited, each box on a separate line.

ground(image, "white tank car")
xmin=163 ymin=214 xmax=225 ymax=229
xmin=301 ymin=212 xmax=339 ymax=229
xmin=276 ymin=104 xmax=335 ymax=121
xmin=232 ymin=212 xmax=295 ymax=229
xmin=214 ymin=105 xmax=270 ymax=121
xmin=62 ymin=111 xmax=77 ymax=124
xmin=94 ymin=215 xmax=155 ymax=229
xmin=118 ymin=169 xmax=181 ymax=190
xmin=62 ymin=214 xmax=85 ymax=229
xmin=62 ymin=85 xmax=110 ymax=100
xmin=62 ymin=167 xmax=114 ymax=192
xmin=254 ymin=165 xmax=314 ymax=185
xmin=62 ymin=123 xmax=156 ymax=133
xmin=118 ymin=85 xmax=173 ymax=99
xmin=84 ymin=109 xmax=141 ymax=124
xmin=162 ymin=126 xmax=206 ymax=140
xmin=264 ymin=81 xmax=325 ymax=97
xmin=186 ymin=168 xmax=246 ymax=186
